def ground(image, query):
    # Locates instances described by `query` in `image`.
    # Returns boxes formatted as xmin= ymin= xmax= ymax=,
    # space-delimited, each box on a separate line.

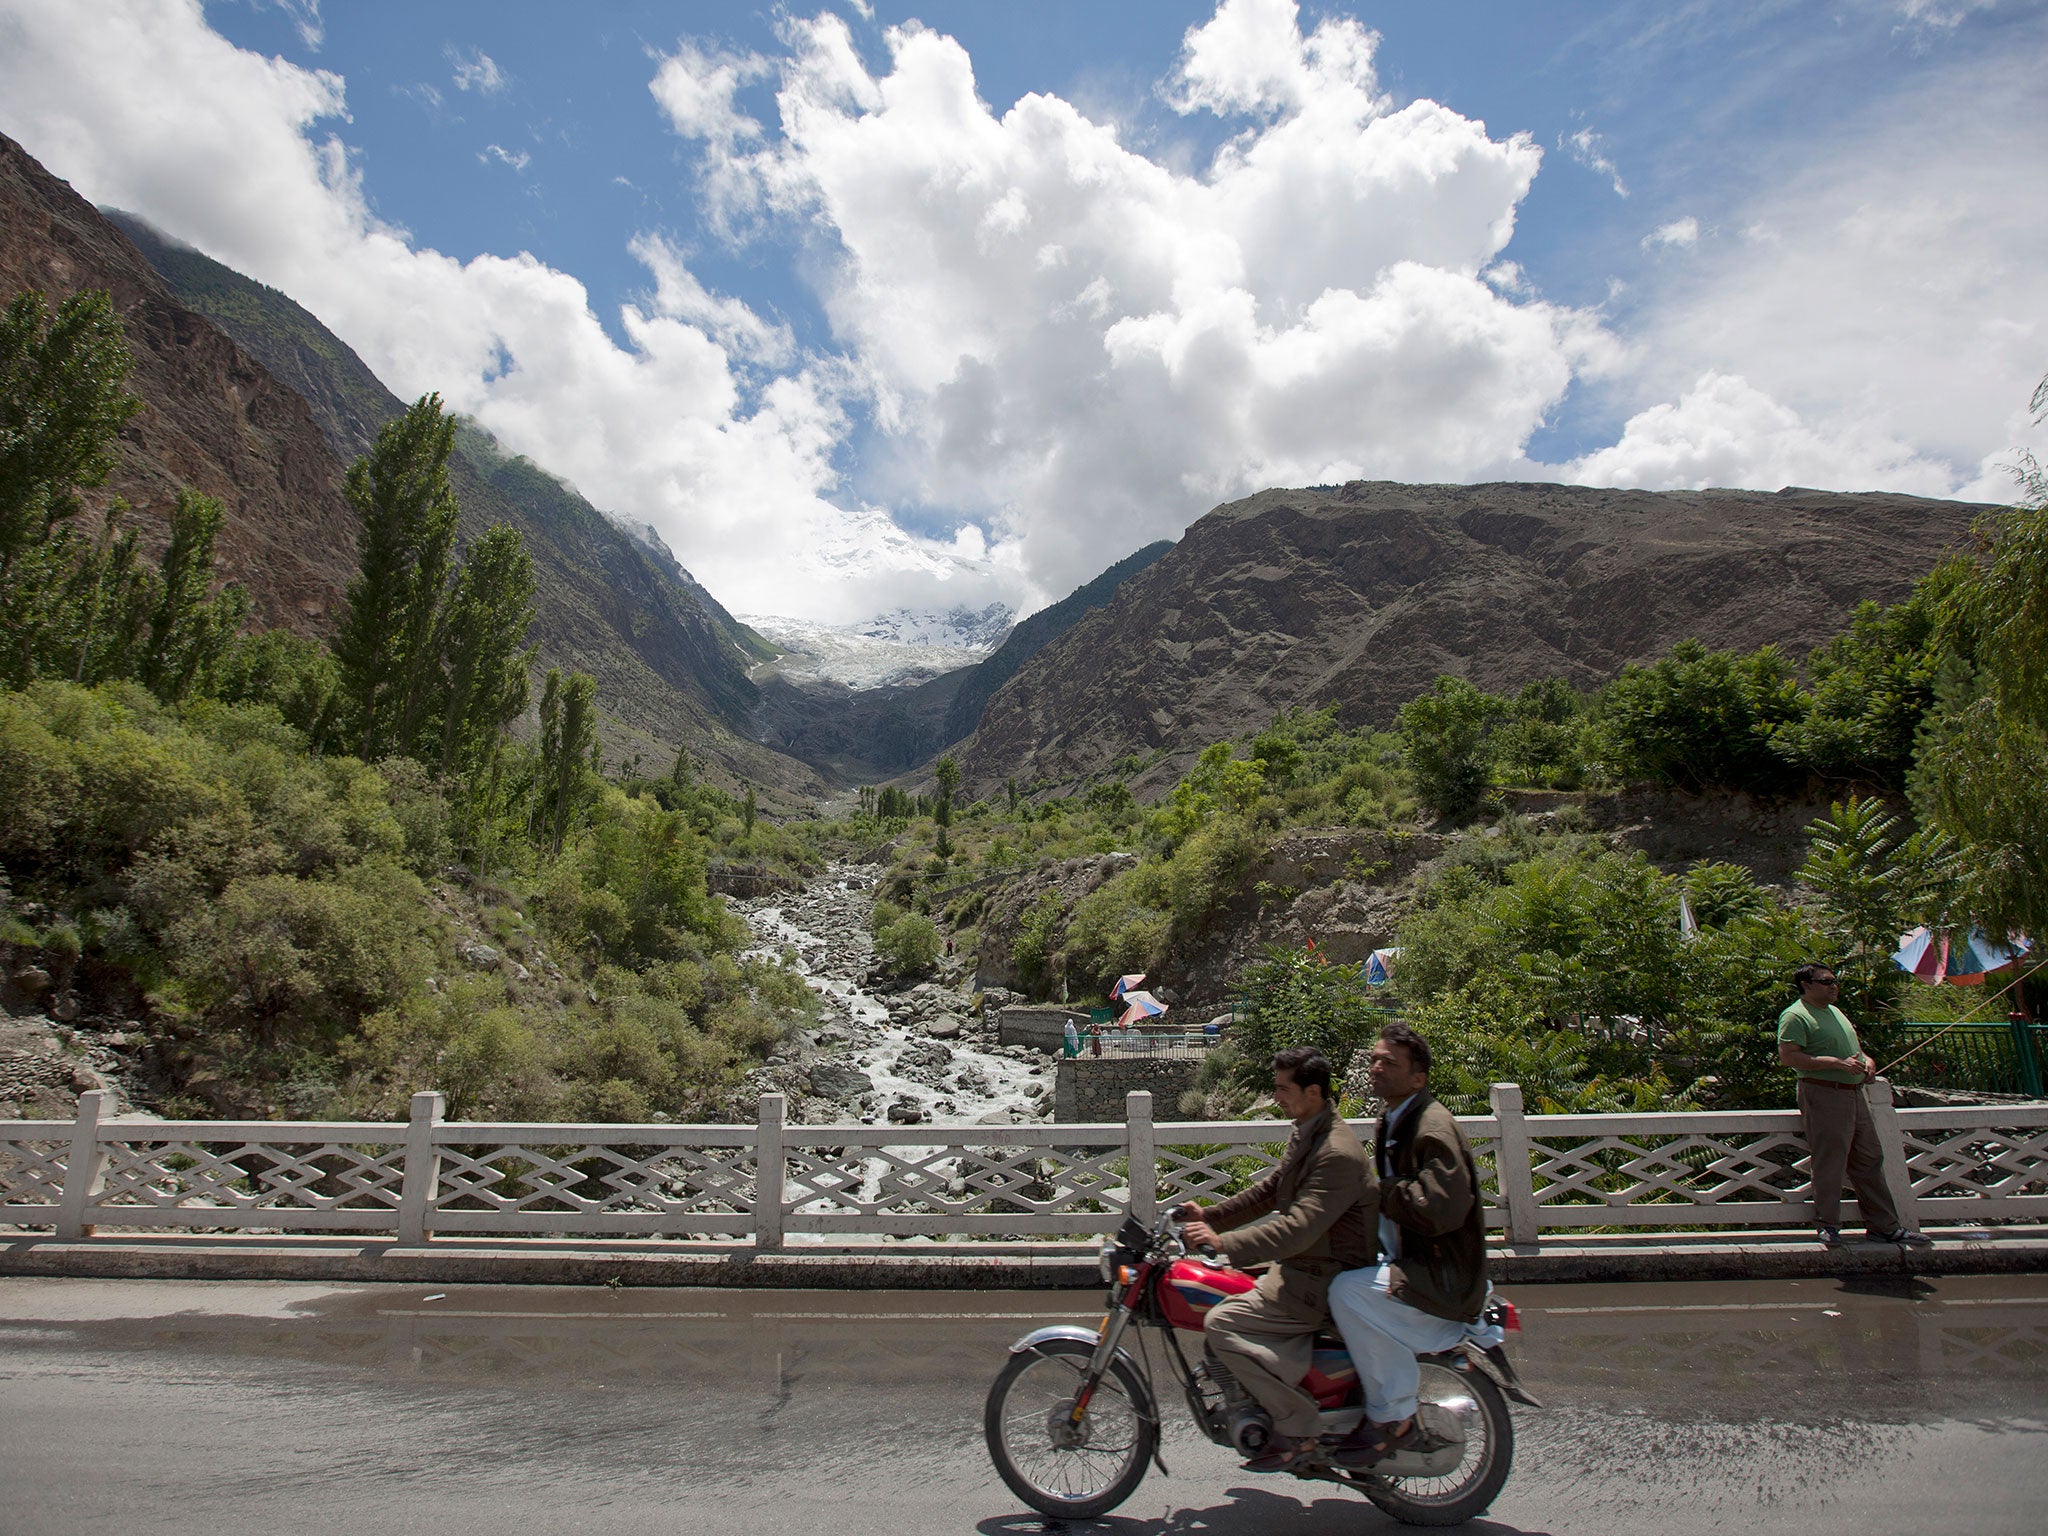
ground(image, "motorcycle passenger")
xmin=1325 ymin=1021 xmax=1488 ymax=1469
xmin=1176 ymin=1046 xmax=1376 ymax=1473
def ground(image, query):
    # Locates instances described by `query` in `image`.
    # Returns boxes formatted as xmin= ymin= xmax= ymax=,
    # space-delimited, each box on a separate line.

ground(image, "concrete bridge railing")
xmin=4 ymin=1080 xmax=2045 ymax=1250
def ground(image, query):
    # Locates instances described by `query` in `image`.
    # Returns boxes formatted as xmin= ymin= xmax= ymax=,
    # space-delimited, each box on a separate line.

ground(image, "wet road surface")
xmin=1 ymin=1272 xmax=2044 ymax=1534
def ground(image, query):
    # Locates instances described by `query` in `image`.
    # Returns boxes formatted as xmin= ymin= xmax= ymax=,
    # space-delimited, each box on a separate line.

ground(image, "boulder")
xmin=459 ymin=941 xmax=500 ymax=969
xmin=927 ymin=1014 xmax=964 ymax=1040
xmin=808 ymin=1060 xmax=875 ymax=1102
xmin=886 ymin=1096 xmax=926 ymax=1125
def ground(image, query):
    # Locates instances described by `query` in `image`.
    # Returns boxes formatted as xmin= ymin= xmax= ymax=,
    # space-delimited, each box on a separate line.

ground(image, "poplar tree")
xmin=439 ymin=523 xmax=536 ymax=779
xmin=537 ymin=667 xmax=599 ymax=855
xmin=332 ymin=394 xmax=461 ymax=759
xmin=138 ymin=490 xmax=245 ymax=702
xmin=0 ymin=289 xmax=143 ymax=685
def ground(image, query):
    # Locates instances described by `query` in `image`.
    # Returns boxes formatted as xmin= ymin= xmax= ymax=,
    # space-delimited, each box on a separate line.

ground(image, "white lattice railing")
xmin=3 ymin=1082 xmax=2044 ymax=1248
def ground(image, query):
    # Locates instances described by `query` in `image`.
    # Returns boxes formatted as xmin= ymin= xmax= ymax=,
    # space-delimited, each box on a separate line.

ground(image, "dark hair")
xmin=1272 ymin=1046 xmax=1333 ymax=1099
xmin=1378 ymin=1021 xmax=1432 ymax=1075
xmin=1792 ymin=962 xmax=1839 ymax=989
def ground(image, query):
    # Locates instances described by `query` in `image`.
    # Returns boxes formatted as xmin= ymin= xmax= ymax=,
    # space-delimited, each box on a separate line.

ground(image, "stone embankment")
xmin=0 ymin=953 xmax=148 ymax=1122
xmin=733 ymin=865 xmax=1056 ymax=1126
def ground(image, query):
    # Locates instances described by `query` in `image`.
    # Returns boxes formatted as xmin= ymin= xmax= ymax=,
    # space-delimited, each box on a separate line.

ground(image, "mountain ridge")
xmin=950 ymin=480 xmax=1986 ymax=798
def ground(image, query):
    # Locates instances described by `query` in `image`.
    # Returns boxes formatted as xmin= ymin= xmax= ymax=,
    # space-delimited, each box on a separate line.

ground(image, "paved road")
xmin=2 ymin=1271 xmax=2044 ymax=1535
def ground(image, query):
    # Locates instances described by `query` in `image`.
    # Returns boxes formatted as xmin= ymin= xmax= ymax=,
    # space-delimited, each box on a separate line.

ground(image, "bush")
xmin=875 ymin=912 xmax=941 ymax=978
xmin=1235 ymin=943 xmax=1378 ymax=1083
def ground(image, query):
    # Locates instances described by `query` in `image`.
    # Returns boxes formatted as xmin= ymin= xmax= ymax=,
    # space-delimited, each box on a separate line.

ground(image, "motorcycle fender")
xmin=1007 ymin=1324 xmax=1110 ymax=1356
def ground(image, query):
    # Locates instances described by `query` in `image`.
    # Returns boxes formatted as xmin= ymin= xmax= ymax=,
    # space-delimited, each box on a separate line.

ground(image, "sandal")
xmin=1327 ymin=1416 xmax=1419 ymax=1470
xmin=1242 ymin=1433 xmax=1319 ymax=1473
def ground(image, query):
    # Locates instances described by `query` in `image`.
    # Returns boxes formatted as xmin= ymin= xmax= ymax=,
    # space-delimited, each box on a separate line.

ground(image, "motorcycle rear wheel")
xmin=984 ymin=1337 xmax=1157 ymax=1520
xmin=1352 ymin=1358 xmax=1513 ymax=1527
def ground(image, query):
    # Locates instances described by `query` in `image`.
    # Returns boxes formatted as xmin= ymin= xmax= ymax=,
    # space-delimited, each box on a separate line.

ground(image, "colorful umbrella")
xmin=1116 ymin=989 xmax=1169 ymax=1028
xmin=1893 ymin=927 xmax=2033 ymax=985
xmin=1364 ymin=947 xmax=1401 ymax=986
xmin=1111 ymin=973 xmax=1147 ymax=1000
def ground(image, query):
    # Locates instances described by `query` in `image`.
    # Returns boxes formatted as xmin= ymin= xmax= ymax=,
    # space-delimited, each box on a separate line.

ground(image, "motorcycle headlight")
xmin=1098 ymin=1237 xmax=1117 ymax=1283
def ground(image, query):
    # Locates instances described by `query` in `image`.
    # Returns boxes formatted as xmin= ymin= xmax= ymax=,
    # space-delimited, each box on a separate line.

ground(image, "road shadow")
xmin=976 ymin=1485 xmax=1551 ymax=1535
xmin=1834 ymin=1274 xmax=1938 ymax=1301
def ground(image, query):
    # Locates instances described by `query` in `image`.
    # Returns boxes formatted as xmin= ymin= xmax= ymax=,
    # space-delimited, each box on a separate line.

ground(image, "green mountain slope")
xmin=104 ymin=210 xmax=814 ymax=796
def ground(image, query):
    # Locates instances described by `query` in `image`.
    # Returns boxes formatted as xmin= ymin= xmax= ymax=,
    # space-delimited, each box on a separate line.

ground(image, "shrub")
xmin=875 ymin=912 xmax=941 ymax=978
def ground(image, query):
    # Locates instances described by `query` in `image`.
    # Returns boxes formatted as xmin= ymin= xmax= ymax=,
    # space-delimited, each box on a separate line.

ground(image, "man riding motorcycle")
xmin=1176 ymin=1045 xmax=1376 ymax=1472
xmin=1324 ymin=1021 xmax=1488 ymax=1470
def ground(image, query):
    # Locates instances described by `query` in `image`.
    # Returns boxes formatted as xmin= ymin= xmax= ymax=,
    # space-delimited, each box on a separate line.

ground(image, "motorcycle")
xmin=983 ymin=1210 xmax=1540 ymax=1526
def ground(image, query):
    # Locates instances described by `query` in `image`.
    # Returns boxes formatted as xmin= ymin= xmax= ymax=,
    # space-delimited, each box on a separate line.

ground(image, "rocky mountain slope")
xmin=952 ymin=481 xmax=1985 ymax=798
xmin=748 ymin=540 xmax=1173 ymax=783
xmin=99 ymin=203 xmax=815 ymax=794
xmin=0 ymin=132 xmax=357 ymax=635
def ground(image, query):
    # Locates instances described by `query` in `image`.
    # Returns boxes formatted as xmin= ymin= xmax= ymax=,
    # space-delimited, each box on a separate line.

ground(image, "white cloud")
xmin=1642 ymin=215 xmax=1700 ymax=250
xmin=261 ymin=0 xmax=323 ymax=50
xmin=1562 ymin=127 xmax=1628 ymax=197
xmin=1606 ymin=33 xmax=2047 ymax=502
xmin=1567 ymin=372 xmax=1958 ymax=493
xmin=449 ymin=46 xmax=507 ymax=96
xmin=1885 ymin=0 xmax=2003 ymax=30
xmin=479 ymin=143 xmax=529 ymax=172
xmin=653 ymin=2 xmax=1593 ymax=603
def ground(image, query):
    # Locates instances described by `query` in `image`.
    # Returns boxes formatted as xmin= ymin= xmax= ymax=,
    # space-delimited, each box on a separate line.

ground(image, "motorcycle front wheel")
xmin=1353 ymin=1357 xmax=1513 ymax=1527
xmin=984 ymin=1337 xmax=1157 ymax=1520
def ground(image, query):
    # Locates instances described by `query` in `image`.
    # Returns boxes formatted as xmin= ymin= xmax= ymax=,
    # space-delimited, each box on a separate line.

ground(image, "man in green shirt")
xmin=1777 ymin=962 xmax=1930 ymax=1249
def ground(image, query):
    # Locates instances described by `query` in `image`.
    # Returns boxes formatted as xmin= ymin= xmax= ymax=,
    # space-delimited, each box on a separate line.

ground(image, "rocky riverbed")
xmin=734 ymin=864 xmax=1055 ymax=1126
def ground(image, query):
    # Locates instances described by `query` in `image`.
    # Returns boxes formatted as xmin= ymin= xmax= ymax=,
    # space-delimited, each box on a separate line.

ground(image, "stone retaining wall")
xmin=998 ymin=1006 xmax=1091 ymax=1052
xmin=1056 ymin=1056 xmax=1201 ymax=1122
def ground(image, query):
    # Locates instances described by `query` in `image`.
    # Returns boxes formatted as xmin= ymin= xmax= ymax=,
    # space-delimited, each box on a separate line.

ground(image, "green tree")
xmin=136 ymin=490 xmax=246 ymax=703
xmin=0 ymin=289 xmax=144 ymax=685
xmin=1597 ymin=641 xmax=1808 ymax=793
xmin=933 ymin=753 xmax=960 ymax=828
xmin=437 ymin=525 xmax=534 ymax=774
xmin=1236 ymin=943 xmax=1377 ymax=1083
xmin=332 ymin=394 xmax=461 ymax=759
xmin=1398 ymin=676 xmax=1502 ymax=820
xmin=537 ymin=668 xmax=600 ymax=855
xmin=1911 ymin=377 xmax=2048 ymax=942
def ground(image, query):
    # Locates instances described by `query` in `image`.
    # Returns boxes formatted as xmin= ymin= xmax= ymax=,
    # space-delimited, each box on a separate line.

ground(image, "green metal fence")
xmin=1888 ymin=1020 xmax=2048 ymax=1097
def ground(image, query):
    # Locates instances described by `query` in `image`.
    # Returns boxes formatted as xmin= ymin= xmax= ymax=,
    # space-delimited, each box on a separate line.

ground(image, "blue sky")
xmin=1 ymin=0 xmax=2042 ymax=624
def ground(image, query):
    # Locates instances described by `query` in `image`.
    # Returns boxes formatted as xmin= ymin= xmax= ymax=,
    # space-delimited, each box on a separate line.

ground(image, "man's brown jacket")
xmin=1206 ymin=1103 xmax=1377 ymax=1318
xmin=1380 ymin=1095 xmax=1488 ymax=1323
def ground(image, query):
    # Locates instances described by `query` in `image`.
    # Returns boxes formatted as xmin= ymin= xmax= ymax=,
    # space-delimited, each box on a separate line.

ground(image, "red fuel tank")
xmin=1158 ymin=1256 xmax=1256 ymax=1332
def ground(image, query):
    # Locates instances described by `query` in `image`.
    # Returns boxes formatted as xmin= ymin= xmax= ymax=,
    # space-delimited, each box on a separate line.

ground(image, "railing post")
xmin=754 ymin=1093 xmax=786 ymax=1252
xmin=1488 ymin=1083 xmax=1541 ymax=1248
xmin=395 ymin=1090 xmax=444 ymax=1246
xmin=1868 ymin=1077 xmax=1921 ymax=1232
xmin=2009 ymin=1018 xmax=2044 ymax=1099
xmin=56 ymin=1089 xmax=107 ymax=1241
xmin=1126 ymin=1090 xmax=1157 ymax=1224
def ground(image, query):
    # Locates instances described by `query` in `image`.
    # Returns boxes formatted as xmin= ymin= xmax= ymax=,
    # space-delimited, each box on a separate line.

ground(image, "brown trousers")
xmin=1797 ymin=1079 xmax=1902 ymax=1232
xmin=1205 ymin=1267 xmax=1331 ymax=1438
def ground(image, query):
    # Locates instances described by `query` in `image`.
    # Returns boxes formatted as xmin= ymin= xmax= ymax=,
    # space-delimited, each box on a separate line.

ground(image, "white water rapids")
xmin=736 ymin=865 xmax=1050 ymax=1124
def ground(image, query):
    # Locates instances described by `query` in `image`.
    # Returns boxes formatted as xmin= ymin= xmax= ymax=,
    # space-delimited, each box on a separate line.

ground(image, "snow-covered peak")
xmin=740 ymin=603 xmax=1016 ymax=690
xmin=853 ymin=603 xmax=1014 ymax=651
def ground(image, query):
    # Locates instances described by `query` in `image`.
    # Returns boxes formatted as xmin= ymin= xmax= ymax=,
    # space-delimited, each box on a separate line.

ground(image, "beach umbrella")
xmin=1116 ymin=990 xmax=1169 ymax=1027
xmin=1111 ymin=973 xmax=1147 ymax=1000
xmin=1893 ymin=927 xmax=2033 ymax=985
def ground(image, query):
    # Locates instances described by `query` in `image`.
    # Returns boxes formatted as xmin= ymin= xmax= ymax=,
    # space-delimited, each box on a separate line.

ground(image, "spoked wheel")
xmin=984 ymin=1338 xmax=1157 ymax=1520
xmin=1351 ymin=1358 xmax=1513 ymax=1527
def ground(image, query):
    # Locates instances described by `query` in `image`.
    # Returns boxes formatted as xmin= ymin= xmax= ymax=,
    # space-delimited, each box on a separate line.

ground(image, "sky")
xmin=0 ymin=0 xmax=2042 ymax=628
